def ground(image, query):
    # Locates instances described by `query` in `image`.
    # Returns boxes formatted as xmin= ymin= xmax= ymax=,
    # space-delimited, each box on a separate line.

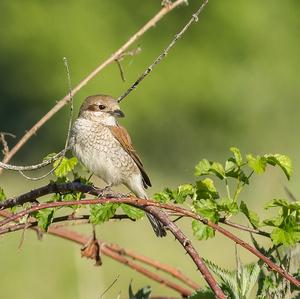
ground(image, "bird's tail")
xmin=146 ymin=213 xmax=167 ymax=237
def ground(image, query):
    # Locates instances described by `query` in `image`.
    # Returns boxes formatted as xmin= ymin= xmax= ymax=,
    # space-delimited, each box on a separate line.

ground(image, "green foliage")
xmin=32 ymin=208 xmax=55 ymax=231
xmin=188 ymin=289 xmax=216 ymax=299
xmin=199 ymin=258 xmax=261 ymax=299
xmin=89 ymin=203 xmax=119 ymax=225
xmin=192 ymin=220 xmax=215 ymax=240
xmin=155 ymin=147 xmax=299 ymax=247
xmin=128 ymin=283 xmax=151 ymax=299
xmin=263 ymin=199 xmax=300 ymax=246
xmin=53 ymin=156 xmax=78 ymax=178
xmin=121 ymin=204 xmax=144 ymax=220
xmin=0 ymin=187 xmax=6 ymax=201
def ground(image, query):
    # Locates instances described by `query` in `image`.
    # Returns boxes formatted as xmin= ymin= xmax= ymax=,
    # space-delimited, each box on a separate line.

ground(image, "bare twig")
xmin=0 ymin=0 xmax=188 ymax=175
xmin=0 ymin=132 xmax=15 ymax=158
xmin=117 ymin=0 xmax=209 ymax=102
xmin=0 ymin=148 xmax=67 ymax=172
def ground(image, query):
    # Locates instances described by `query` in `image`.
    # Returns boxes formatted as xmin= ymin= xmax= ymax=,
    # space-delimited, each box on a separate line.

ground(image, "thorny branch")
xmin=0 ymin=0 xmax=189 ymax=175
xmin=0 ymin=182 xmax=299 ymax=290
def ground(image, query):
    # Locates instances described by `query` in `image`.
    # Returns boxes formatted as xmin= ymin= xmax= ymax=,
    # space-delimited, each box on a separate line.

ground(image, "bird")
xmin=69 ymin=94 xmax=166 ymax=237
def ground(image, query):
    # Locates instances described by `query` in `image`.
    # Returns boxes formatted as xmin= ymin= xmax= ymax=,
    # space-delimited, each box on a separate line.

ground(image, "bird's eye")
xmin=99 ymin=104 xmax=106 ymax=110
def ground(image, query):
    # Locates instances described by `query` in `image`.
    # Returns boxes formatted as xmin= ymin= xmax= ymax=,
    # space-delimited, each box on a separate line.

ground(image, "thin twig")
xmin=0 ymin=0 xmax=188 ymax=175
xmin=99 ymin=275 xmax=120 ymax=299
xmin=117 ymin=0 xmax=209 ymax=102
xmin=0 ymin=132 xmax=15 ymax=158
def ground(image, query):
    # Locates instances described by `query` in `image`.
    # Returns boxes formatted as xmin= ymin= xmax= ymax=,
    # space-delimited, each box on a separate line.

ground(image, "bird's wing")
xmin=108 ymin=125 xmax=151 ymax=188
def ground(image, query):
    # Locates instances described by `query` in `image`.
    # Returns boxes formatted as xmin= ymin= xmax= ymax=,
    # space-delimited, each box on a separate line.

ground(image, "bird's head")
xmin=79 ymin=94 xmax=124 ymax=125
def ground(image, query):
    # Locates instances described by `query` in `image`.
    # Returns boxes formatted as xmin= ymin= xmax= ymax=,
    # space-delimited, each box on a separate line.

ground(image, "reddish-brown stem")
xmin=0 ymin=194 xmax=298 ymax=289
xmin=48 ymin=227 xmax=193 ymax=297
xmin=0 ymin=0 xmax=187 ymax=175
xmin=0 ymin=210 xmax=193 ymax=297
xmin=108 ymin=244 xmax=200 ymax=290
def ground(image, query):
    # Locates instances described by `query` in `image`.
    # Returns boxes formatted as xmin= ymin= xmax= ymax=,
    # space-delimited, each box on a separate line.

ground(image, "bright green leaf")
xmin=264 ymin=154 xmax=292 ymax=180
xmin=195 ymin=159 xmax=211 ymax=176
xmin=246 ymin=154 xmax=267 ymax=174
xmin=0 ymin=187 xmax=6 ymax=201
xmin=35 ymin=208 xmax=55 ymax=231
xmin=218 ymin=198 xmax=239 ymax=215
xmin=230 ymin=147 xmax=243 ymax=166
xmin=121 ymin=204 xmax=144 ymax=220
xmin=210 ymin=162 xmax=225 ymax=179
xmin=271 ymin=227 xmax=300 ymax=246
xmin=54 ymin=156 xmax=78 ymax=178
xmin=240 ymin=201 xmax=260 ymax=228
xmin=196 ymin=178 xmax=219 ymax=200
xmin=89 ymin=203 xmax=119 ymax=224
xmin=193 ymin=198 xmax=219 ymax=222
xmin=129 ymin=283 xmax=151 ymax=299
xmin=192 ymin=220 xmax=215 ymax=240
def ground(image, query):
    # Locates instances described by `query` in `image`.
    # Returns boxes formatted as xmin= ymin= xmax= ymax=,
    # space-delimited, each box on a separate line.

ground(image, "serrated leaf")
xmin=35 ymin=208 xmax=54 ymax=231
xmin=0 ymin=187 xmax=6 ymax=201
xmin=153 ymin=189 xmax=172 ymax=203
xmin=218 ymin=198 xmax=239 ymax=215
xmin=193 ymin=198 xmax=219 ymax=222
xmin=187 ymin=289 xmax=215 ymax=299
xmin=192 ymin=220 xmax=215 ymax=240
xmin=196 ymin=178 xmax=219 ymax=200
xmin=129 ymin=283 xmax=151 ymax=299
xmin=271 ymin=227 xmax=300 ymax=246
xmin=54 ymin=156 xmax=78 ymax=177
xmin=89 ymin=203 xmax=119 ymax=224
xmin=195 ymin=159 xmax=211 ymax=176
xmin=240 ymin=201 xmax=260 ymax=228
xmin=210 ymin=162 xmax=225 ymax=179
xmin=230 ymin=147 xmax=243 ymax=166
xmin=264 ymin=154 xmax=292 ymax=180
xmin=121 ymin=204 xmax=144 ymax=220
xmin=246 ymin=154 xmax=267 ymax=174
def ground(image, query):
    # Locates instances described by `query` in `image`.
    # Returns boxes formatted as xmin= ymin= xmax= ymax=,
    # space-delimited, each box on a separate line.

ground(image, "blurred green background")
xmin=0 ymin=0 xmax=300 ymax=298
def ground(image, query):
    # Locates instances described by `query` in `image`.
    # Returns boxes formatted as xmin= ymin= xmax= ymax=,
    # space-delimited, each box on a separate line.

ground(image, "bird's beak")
xmin=111 ymin=109 xmax=125 ymax=118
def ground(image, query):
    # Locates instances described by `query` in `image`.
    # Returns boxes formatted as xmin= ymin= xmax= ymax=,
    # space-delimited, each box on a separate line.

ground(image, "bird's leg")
xmin=94 ymin=184 xmax=113 ymax=198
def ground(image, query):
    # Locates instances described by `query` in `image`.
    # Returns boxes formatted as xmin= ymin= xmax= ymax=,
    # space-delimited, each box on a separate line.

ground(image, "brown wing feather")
xmin=108 ymin=125 xmax=151 ymax=188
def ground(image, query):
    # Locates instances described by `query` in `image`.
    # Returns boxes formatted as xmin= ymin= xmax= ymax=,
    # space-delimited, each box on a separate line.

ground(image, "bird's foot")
xmin=95 ymin=184 xmax=113 ymax=198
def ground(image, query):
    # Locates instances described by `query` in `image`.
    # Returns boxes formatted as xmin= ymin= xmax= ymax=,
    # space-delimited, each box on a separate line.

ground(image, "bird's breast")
xmin=70 ymin=118 xmax=138 ymax=185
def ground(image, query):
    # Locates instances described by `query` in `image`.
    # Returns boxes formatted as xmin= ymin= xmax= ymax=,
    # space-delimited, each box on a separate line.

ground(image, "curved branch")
xmin=0 ymin=191 xmax=298 ymax=289
xmin=108 ymin=244 xmax=200 ymax=290
xmin=0 ymin=0 xmax=188 ymax=175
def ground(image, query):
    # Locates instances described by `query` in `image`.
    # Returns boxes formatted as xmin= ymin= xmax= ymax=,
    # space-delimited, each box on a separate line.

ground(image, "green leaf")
xmin=246 ymin=154 xmax=267 ymax=174
xmin=35 ymin=208 xmax=54 ymax=231
xmin=129 ymin=283 xmax=151 ymax=299
xmin=193 ymin=198 xmax=219 ymax=222
xmin=121 ymin=204 xmax=144 ymax=220
xmin=240 ymin=201 xmax=260 ymax=228
xmin=154 ymin=189 xmax=172 ymax=203
xmin=230 ymin=147 xmax=243 ymax=166
xmin=192 ymin=220 xmax=215 ymax=240
xmin=54 ymin=156 xmax=78 ymax=177
xmin=270 ymin=227 xmax=300 ymax=246
xmin=187 ymin=289 xmax=215 ymax=299
xmin=217 ymin=198 xmax=239 ymax=215
xmin=196 ymin=178 xmax=219 ymax=200
xmin=210 ymin=162 xmax=225 ymax=179
xmin=264 ymin=154 xmax=292 ymax=179
xmin=0 ymin=187 xmax=6 ymax=201
xmin=175 ymin=184 xmax=195 ymax=203
xmin=89 ymin=203 xmax=119 ymax=224
xmin=195 ymin=159 xmax=211 ymax=176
